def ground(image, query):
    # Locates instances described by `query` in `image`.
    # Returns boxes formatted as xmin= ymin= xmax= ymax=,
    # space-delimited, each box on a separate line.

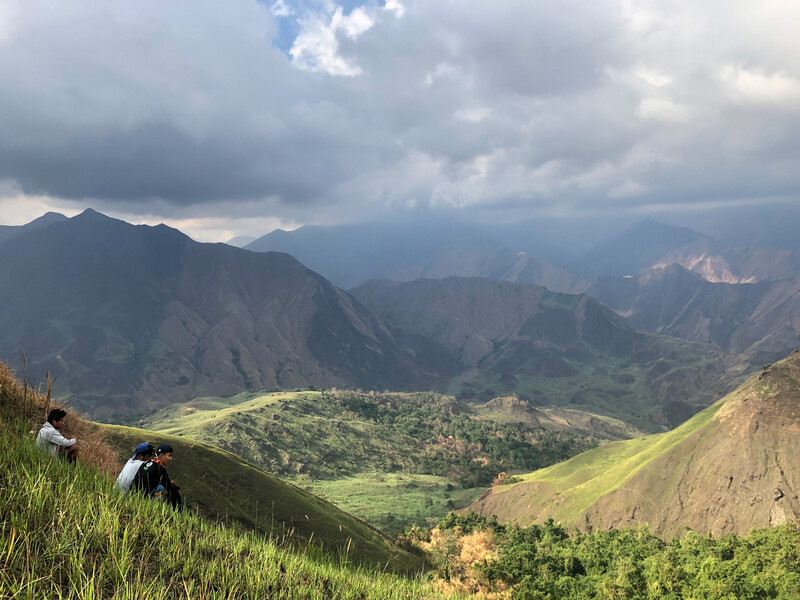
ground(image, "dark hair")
xmin=47 ymin=408 xmax=67 ymax=424
xmin=137 ymin=444 xmax=155 ymax=459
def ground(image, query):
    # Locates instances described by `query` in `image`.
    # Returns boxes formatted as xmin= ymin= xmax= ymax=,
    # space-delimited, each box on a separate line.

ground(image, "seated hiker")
xmin=115 ymin=442 xmax=155 ymax=493
xmin=132 ymin=443 xmax=183 ymax=510
xmin=35 ymin=408 xmax=79 ymax=462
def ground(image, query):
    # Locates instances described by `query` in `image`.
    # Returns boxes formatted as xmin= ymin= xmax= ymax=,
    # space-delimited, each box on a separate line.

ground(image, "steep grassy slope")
xmin=469 ymin=351 xmax=800 ymax=538
xmin=0 ymin=358 xmax=420 ymax=572
xmin=97 ymin=423 xmax=419 ymax=571
xmin=0 ymin=357 xmax=456 ymax=597
xmin=139 ymin=390 xmax=600 ymax=533
xmin=0 ymin=423 xmax=469 ymax=599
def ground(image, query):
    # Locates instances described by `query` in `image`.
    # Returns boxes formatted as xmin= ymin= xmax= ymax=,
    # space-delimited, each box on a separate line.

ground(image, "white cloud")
xmin=384 ymin=0 xmax=405 ymax=18
xmin=719 ymin=65 xmax=800 ymax=106
xmin=636 ymin=69 xmax=672 ymax=88
xmin=270 ymin=0 xmax=293 ymax=18
xmin=0 ymin=1 xmax=16 ymax=43
xmin=290 ymin=5 xmax=374 ymax=76
xmin=455 ymin=107 xmax=491 ymax=123
xmin=339 ymin=7 xmax=373 ymax=39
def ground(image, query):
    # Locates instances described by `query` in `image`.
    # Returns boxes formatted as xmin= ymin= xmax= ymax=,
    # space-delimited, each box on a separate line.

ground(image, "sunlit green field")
xmin=297 ymin=472 xmax=485 ymax=535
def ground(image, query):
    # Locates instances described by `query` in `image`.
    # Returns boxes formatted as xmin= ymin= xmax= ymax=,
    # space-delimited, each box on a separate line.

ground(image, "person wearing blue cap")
xmin=132 ymin=443 xmax=183 ymax=510
xmin=115 ymin=442 xmax=155 ymax=493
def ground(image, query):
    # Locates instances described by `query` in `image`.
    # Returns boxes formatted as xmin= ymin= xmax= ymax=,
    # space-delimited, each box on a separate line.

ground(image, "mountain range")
xmin=576 ymin=219 xmax=800 ymax=282
xmin=246 ymin=220 xmax=586 ymax=293
xmin=352 ymin=277 xmax=739 ymax=428
xmin=246 ymin=218 xmax=800 ymax=291
xmin=0 ymin=210 xmax=454 ymax=419
xmin=4 ymin=209 xmax=800 ymax=432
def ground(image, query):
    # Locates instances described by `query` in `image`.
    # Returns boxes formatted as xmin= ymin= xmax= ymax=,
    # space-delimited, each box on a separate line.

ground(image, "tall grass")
xmin=0 ymin=362 xmax=465 ymax=599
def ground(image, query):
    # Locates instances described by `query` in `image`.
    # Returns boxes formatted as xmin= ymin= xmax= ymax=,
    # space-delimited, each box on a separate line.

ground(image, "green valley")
xmin=140 ymin=389 xmax=601 ymax=534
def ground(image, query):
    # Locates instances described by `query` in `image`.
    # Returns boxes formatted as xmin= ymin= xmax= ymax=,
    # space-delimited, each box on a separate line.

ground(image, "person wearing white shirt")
xmin=116 ymin=442 xmax=155 ymax=493
xmin=35 ymin=408 xmax=79 ymax=462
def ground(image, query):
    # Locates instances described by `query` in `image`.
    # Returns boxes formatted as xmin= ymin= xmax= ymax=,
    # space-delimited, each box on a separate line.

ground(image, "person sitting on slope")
xmin=35 ymin=408 xmax=79 ymax=463
xmin=132 ymin=443 xmax=183 ymax=510
xmin=115 ymin=442 xmax=155 ymax=494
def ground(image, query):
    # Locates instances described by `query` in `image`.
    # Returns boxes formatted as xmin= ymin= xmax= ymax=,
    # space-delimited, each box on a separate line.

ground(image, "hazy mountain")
xmin=246 ymin=220 xmax=585 ymax=293
xmin=0 ymin=212 xmax=67 ymax=246
xmin=683 ymin=202 xmax=800 ymax=251
xmin=468 ymin=351 xmax=800 ymax=539
xmin=586 ymin=264 xmax=800 ymax=363
xmin=0 ymin=209 xmax=455 ymax=419
xmin=581 ymin=219 xmax=800 ymax=282
xmin=225 ymin=235 xmax=256 ymax=248
xmin=352 ymin=277 xmax=739 ymax=428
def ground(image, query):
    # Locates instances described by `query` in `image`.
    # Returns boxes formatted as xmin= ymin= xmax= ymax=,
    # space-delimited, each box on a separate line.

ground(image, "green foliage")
xmin=427 ymin=512 xmax=800 ymax=600
xmin=143 ymin=389 xmax=596 ymax=533
xmin=147 ymin=390 xmax=596 ymax=486
xmin=437 ymin=512 xmax=506 ymax=536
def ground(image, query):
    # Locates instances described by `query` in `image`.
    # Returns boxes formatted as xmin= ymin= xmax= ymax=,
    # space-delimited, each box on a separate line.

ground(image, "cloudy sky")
xmin=0 ymin=0 xmax=799 ymax=241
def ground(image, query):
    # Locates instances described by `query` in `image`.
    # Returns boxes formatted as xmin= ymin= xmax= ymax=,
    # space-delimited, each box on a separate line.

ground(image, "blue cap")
xmin=133 ymin=442 xmax=154 ymax=459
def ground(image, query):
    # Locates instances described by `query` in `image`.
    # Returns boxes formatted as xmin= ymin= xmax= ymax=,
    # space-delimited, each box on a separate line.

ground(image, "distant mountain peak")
xmin=32 ymin=211 xmax=68 ymax=225
xmin=72 ymin=207 xmax=117 ymax=223
xmin=616 ymin=219 xmax=707 ymax=244
xmin=225 ymin=235 xmax=256 ymax=248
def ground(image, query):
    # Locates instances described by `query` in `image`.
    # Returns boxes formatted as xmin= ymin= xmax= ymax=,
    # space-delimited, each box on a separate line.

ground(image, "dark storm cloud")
xmin=0 ymin=0 xmax=799 ymax=228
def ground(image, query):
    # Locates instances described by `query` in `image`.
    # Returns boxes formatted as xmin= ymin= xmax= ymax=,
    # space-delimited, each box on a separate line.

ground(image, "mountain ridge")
xmin=586 ymin=263 xmax=800 ymax=362
xmin=352 ymin=276 xmax=741 ymax=428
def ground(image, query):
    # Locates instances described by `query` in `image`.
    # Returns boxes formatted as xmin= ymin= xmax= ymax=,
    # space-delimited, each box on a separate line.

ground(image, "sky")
xmin=1 ymin=0 xmax=799 ymax=242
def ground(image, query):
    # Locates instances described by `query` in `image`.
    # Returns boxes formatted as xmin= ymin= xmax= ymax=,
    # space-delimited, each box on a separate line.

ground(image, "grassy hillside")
xmin=97 ymin=423 xmax=420 ymax=572
xmin=140 ymin=389 xmax=600 ymax=533
xmin=478 ymin=399 xmax=725 ymax=524
xmin=0 ymin=421 xmax=470 ymax=599
xmin=0 ymin=358 xmax=464 ymax=598
xmin=469 ymin=351 xmax=800 ymax=538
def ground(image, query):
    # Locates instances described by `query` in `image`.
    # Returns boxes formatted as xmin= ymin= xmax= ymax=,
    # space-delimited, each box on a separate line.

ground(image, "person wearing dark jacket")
xmin=132 ymin=443 xmax=183 ymax=510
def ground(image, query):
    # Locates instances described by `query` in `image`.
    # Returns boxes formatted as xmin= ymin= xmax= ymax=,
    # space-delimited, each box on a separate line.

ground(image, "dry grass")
xmin=421 ymin=527 xmax=508 ymax=599
xmin=0 ymin=360 xmax=122 ymax=477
